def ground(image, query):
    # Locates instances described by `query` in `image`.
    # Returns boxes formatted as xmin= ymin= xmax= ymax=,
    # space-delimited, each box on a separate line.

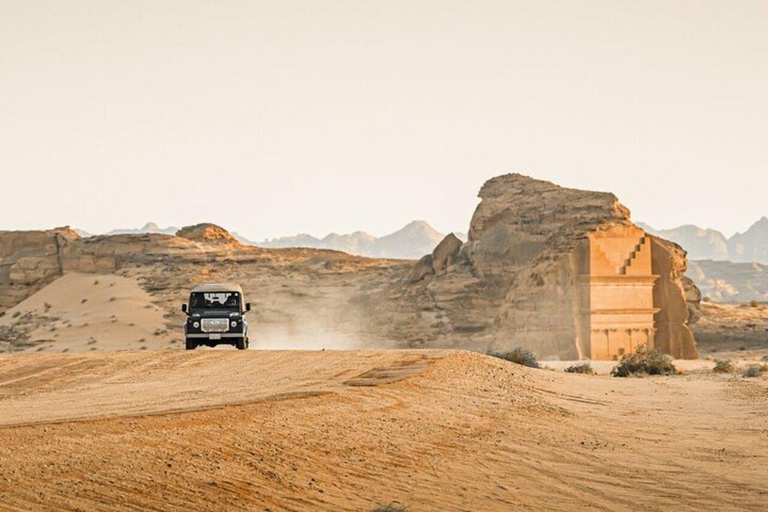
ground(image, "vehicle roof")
xmin=190 ymin=283 xmax=245 ymax=296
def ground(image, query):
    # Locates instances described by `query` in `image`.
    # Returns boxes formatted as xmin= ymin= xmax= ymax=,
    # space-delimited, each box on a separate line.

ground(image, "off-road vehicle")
xmin=182 ymin=283 xmax=251 ymax=350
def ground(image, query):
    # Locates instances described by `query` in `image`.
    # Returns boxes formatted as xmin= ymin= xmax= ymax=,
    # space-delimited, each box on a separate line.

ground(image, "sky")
xmin=1 ymin=1 xmax=766 ymax=240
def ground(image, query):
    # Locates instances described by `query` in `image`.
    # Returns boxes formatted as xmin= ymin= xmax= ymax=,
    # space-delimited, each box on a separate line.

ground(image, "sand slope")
xmin=0 ymin=350 xmax=766 ymax=511
xmin=0 ymin=272 xmax=174 ymax=353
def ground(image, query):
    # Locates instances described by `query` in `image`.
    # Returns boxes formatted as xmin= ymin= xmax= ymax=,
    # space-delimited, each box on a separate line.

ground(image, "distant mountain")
xmin=73 ymin=228 xmax=94 ymax=238
xmin=728 ymin=217 xmax=768 ymax=264
xmin=637 ymin=223 xmax=729 ymax=261
xmin=321 ymin=231 xmax=378 ymax=255
xmin=255 ymin=221 xmax=456 ymax=260
xmin=639 ymin=218 xmax=768 ymax=301
xmin=688 ymin=260 xmax=768 ymax=302
xmin=639 ymin=218 xmax=768 ymax=264
xmin=231 ymin=232 xmax=257 ymax=245
xmin=105 ymin=222 xmax=179 ymax=236
xmin=258 ymin=233 xmax=325 ymax=249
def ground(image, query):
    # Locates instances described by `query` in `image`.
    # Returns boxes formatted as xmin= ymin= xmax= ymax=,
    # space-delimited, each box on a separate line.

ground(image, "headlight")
xmin=231 ymin=320 xmax=238 ymax=328
xmin=193 ymin=321 xmax=200 ymax=328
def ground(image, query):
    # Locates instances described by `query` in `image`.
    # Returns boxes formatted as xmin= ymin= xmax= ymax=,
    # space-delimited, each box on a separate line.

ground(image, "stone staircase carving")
xmin=618 ymin=236 xmax=646 ymax=275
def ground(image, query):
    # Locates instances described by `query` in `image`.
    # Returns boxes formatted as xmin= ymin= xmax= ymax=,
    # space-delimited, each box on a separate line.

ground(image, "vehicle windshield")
xmin=189 ymin=292 xmax=241 ymax=311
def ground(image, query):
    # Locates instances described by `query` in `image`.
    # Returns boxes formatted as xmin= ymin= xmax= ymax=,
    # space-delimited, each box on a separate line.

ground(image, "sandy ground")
xmin=0 ymin=273 xmax=175 ymax=353
xmin=0 ymin=349 xmax=766 ymax=511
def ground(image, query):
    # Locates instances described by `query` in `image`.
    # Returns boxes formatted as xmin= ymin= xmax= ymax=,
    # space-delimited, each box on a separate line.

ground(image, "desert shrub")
xmin=564 ymin=362 xmax=593 ymax=374
xmin=488 ymin=347 xmax=540 ymax=368
xmin=611 ymin=345 xmax=677 ymax=377
xmin=750 ymin=300 xmax=759 ymax=308
xmin=713 ymin=359 xmax=736 ymax=374
xmin=742 ymin=365 xmax=764 ymax=378
xmin=373 ymin=505 xmax=409 ymax=512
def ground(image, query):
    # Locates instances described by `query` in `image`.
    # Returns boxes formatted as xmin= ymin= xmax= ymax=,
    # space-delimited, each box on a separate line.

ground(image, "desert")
xmin=1 ymin=174 xmax=767 ymax=511
xmin=3 ymin=2 xmax=768 ymax=510
xmin=1 ymin=349 xmax=767 ymax=511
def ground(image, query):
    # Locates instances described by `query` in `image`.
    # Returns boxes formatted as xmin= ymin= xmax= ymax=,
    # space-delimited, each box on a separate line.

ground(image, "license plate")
xmin=209 ymin=334 xmax=222 ymax=340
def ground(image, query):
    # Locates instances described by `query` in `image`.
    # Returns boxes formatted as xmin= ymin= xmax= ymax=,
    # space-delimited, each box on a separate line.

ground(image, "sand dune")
xmin=0 ymin=272 xmax=174 ymax=353
xmin=0 ymin=350 xmax=765 ymax=511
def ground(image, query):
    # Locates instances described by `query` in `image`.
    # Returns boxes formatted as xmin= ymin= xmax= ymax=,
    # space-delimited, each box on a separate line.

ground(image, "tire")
xmin=185 ymin=339 xmax=196 ymax=350
xmin=236 ymin=338 xmax=247 ymax=350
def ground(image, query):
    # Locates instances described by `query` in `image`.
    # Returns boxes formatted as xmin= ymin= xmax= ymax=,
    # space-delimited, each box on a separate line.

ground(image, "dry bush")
xmin=611 ymin=345 xmax=677 ymax=377
xmin=488 ymin=347 xmax=540 ymax=368
xmin=564 ymin=362 xmax=593 ymax=374
xmin=742 ymin=365 xmax=765 ymax=378
xmin=713 ymin=359 xmax=736 ymax=374
xmin=373 ymin=505 xmax=409 ymax=512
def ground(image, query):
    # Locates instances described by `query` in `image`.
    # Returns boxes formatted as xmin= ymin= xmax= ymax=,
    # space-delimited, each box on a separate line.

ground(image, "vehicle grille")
xmin=201 ymin=318 xmax=229 ymax=333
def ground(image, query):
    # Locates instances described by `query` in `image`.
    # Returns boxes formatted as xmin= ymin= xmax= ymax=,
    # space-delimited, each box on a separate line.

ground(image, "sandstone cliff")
xmin=400 ymin=174 xmax=699 ymax=360
xmin=0 ymin=227 xmax=79 ymax=309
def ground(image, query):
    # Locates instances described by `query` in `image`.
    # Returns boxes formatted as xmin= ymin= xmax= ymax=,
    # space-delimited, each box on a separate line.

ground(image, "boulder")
xmin=431 ymin=234 xmax=463 ymax=273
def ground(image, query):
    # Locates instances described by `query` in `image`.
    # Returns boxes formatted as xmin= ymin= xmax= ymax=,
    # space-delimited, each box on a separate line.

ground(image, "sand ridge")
xmin=0 ymin=349 xmax=765 ymax=511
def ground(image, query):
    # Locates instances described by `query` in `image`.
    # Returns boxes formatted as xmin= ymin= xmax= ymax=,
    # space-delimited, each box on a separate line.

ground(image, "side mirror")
xmin=245 ymin=303 xmax=251 ymax=312
xmin=181 ymin=304 xmax=187 ymax=314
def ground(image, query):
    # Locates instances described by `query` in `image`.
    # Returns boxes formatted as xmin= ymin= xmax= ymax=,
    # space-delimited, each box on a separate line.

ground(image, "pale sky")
xmin=1 ymin=1 xmax=766 ymax=240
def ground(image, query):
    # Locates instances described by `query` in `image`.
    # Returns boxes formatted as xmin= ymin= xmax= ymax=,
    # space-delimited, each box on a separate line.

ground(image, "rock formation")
xmin=0 ymin=181 xmax=702 ymax=360
xmin=176 ymin=223 xmax=241 ymax=245
xmin=402 ymin=174 xmax=699 ymax=360
xmin=0 ymin=227 xmax=79 ymax=309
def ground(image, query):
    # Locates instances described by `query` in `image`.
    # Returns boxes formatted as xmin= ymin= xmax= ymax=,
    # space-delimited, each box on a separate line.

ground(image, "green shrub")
xmin=742 ymin=365 xmax=764 ymax=378
xmin=564 ymin=362 xmax=593 ymax=374
xmin=488 ymin=347 xmax=540 ymax=368
xmin=611 ymin=345 xmax=677 ymax=377
xmin=713 ymin=359 xmax=735 ymax=374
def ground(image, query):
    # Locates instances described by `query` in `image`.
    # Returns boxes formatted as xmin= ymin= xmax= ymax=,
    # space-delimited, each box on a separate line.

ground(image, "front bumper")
xmin=186 ymin=333 xmax=245 ymax=339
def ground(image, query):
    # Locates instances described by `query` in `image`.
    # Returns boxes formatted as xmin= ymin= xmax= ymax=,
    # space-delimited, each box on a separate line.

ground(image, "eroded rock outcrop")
xmin=0 ymin=225 xmax=248 ymax=314
xmin=399 ymin=174 xmax=699 ymax=360
xmin=176 ymin=223 xmax=241 ymax=246
xmin=0 ymin=227 xmax=79 ymax=309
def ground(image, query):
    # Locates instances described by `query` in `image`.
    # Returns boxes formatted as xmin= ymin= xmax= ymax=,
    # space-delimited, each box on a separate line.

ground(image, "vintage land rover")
xmin=182 ymin=283 xmax=251 ymax=350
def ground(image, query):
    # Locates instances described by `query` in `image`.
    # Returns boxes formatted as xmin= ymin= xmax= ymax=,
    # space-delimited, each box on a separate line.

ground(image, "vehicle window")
xmin=190 ymin=292 xmax=240 ymax=309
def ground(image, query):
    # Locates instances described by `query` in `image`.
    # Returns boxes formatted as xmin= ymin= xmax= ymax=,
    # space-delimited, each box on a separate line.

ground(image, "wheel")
xmin=185 ymin=339 xmax=196 ymax=350
xmin=236 ymin=338 xmax=247 ymax=350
